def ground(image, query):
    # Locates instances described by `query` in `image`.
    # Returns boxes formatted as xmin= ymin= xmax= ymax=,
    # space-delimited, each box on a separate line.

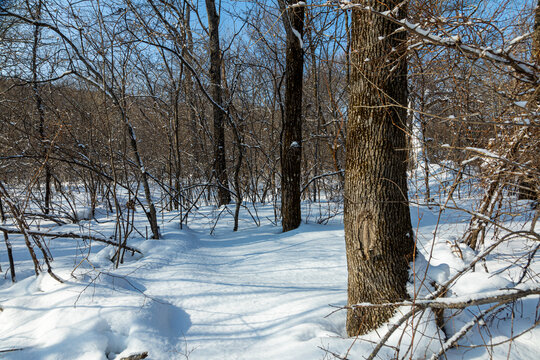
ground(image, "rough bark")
xmin=280 ymin=0 xmax=304 ymax=232
xmin=345 ymin=0 xmax=414 ymax=336
xmin=120 ymin=352 xmax=148 ymax=360
xmin=205 ymin=0 xmax=231 ymax=206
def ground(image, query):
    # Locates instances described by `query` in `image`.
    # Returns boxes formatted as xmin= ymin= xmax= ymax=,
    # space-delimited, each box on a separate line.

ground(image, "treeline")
xmin=0 ymin=0 xmax=350 ymax=233
xmin=0 ymin=0 xmax=537 ymax=250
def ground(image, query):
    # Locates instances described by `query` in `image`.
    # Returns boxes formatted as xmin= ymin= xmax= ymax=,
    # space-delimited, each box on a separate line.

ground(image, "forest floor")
xmin=1 ymin=184 xmax=539 ymax=359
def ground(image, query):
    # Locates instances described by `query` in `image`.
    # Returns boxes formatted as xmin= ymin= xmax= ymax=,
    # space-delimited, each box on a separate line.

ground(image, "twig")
xmin=429 ymin=303 xmax=501 ymax=360
xmin=364 ymin=230 xmax=539 ymax=360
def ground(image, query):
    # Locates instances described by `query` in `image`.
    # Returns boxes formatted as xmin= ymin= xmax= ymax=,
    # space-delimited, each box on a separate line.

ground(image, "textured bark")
xmin=345 ymin=0 xmax=414 ymax=336
xmin=280 ymin=0 xmax=304 ymax=232
xmin=120 ymin=352 xmax=148 ymax=360
xmin=205 ymin=0 xmax=231 ymax=206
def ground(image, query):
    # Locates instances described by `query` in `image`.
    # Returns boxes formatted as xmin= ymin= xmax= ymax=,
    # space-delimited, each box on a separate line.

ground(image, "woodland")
xmin=0 ymin=0 xmax=539 ymax=359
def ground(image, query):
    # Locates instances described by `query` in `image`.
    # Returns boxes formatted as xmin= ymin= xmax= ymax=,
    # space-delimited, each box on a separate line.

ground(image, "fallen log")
xmin=0 ymin=226 xmax=141 ymax=254
xmin=0 ymin=348 xmax=24 ymax=353
xmin=120 ymin=352 xmax=148 ymax=360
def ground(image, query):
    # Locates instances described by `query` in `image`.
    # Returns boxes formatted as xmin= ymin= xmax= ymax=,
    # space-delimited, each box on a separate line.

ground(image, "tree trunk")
xmin=126 ymin=115 xmax=160 ymax=239
xmin=306 ymin=8 xmax=321 ymax=202
xmin=205 ymin=0 xmax=230 ymax=206
xmin=345 ymin=0 xmax=414 ymax=336
xmin=517 ymin=1 xmax=540 ymax=202
xmin=280 ymin=0 xmax=304 ymax=232
xmin=535 ymin=2 xmax=540 ymax=64
xmin=3 ymin=231 xmax=16 ymax=282
xmin=31 ymin=0 xmax=51 ymax=215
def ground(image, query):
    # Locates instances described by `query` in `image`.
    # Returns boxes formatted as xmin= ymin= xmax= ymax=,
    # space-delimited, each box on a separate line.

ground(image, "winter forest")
xmin=0 ymin=0 xmax=539 ymax=359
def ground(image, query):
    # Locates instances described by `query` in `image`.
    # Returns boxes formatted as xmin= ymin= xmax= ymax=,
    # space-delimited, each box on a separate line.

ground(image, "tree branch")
xmin=0 ymin=226 xmax=142 ymax=254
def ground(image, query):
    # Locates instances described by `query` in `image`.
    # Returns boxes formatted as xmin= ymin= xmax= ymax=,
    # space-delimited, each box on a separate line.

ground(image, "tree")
xmin=30 ymin=0 xmax=52 ymax=215
xmin=205 ymin=0 xmax=231 ymax=206
xmin=344 ymin=0 xmax=415 ymax=336
xmin=279 ymin=0 xmax=304 ymax=232
xmin=517 ymin=0 xmax=540 ymax=203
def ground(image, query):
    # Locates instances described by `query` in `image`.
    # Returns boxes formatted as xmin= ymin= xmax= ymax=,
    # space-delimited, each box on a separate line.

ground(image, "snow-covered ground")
xmin=1 ymin=180 xmax=539 ymax=359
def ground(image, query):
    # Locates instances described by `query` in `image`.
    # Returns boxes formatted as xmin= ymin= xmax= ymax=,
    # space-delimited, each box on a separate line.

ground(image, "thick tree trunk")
xmin=205 ymin=0 xmax=231 ymax=206
xmin=280 ymin=0 xmax=304 ymax=232
xmin=345 ymin=0 xmax=414 ymax=336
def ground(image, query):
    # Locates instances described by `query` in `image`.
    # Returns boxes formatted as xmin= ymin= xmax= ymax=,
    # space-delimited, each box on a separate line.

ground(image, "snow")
xmin=0 ymin=178 xmax=539 ymax=359
xmin=291 ymin=28 xmax=303 ymax=49
xmin=0 ymin=205 xmax=349 ymax=359
xmin=288 ymin=1 xmax=306 ymax=8
xmin=465 ymin=147 xmax=504 ymax=160
xmin=344 ymin=2 xmax=538 ymax=81
xmin=515 ymin=101 xmax=528 ymax=108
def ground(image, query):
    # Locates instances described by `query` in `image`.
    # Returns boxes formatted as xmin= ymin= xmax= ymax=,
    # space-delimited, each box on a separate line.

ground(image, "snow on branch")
xmin=350 ymin=287 xmax=540 ymax=310
xmin=429 ymin=304 xmax=499 ymax=360
xmin=337 ymin=1 xmax=539 ymax=82
xmin=288 ymin=1 xmax=307 ymax=8
xmin=358 ymin=229 xmax=539 ymax=360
